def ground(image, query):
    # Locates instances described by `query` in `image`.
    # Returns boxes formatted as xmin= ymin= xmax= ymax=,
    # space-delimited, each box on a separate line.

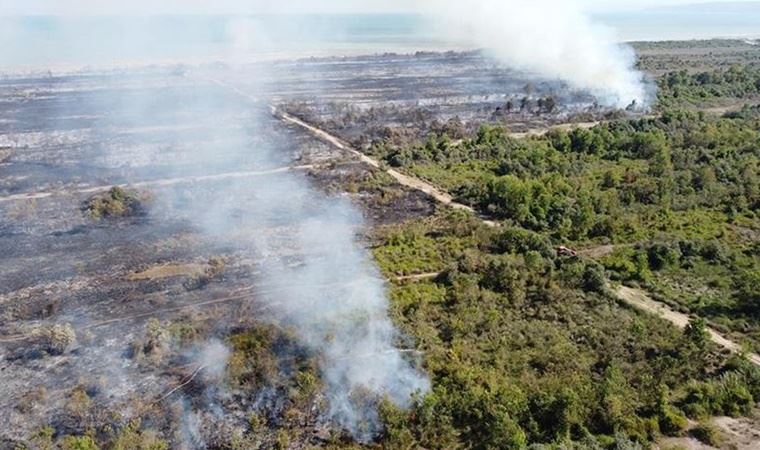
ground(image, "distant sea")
xmin=1 ymin=11 xmax=758 ymax=70
xmin=596 ymin=9 xmax=760 ymax=41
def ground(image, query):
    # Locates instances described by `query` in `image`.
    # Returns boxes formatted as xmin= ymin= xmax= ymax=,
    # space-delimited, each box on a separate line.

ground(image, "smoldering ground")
xmin=157 ymin=91 xmax=431 ymax=443
xmin=0 ymin=67 xmax=431 ymax=447
xmin=0 ymin=1 xmax=655 ymax=446
xmin=0 ymin=17 xmax=432 ymax=448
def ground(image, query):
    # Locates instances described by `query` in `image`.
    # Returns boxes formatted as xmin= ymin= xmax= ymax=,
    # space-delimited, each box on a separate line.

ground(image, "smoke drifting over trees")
xmin=0 ymin=0 xmax=660 ymax=445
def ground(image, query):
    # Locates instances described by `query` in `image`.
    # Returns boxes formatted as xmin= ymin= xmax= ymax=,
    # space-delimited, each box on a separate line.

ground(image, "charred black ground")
xmin=1 ymin=41 xmax=760 ymax=449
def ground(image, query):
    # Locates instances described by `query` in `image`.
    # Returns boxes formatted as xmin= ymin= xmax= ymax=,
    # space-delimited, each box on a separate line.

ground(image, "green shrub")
xmin=683 ymin=371 xmax=755 ymax=417
xmin=85 ymin=187 xmax=145 ymax=219
xmin=690 ymin=421 xmax=724 ymax=447
xmin=582 ymin=263 xmax=608 ymax=293
xmin=110 ymin=420 xmax=168 ymax=450
xmin=646 ymin=242 xmax=681 ymax=271
xmin=60 ymin=436 xmax=99 ymax=450
xmin=658 ymin=405 xmax=688 ymax=436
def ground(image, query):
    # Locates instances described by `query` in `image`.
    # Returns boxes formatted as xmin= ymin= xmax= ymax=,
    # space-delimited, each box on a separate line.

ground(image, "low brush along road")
xmin=273 ymin=109 xmax=499 ymax=227
xmin=390 ymin=273 xmax=760 ymax=366
xmin=615 ymin=286 xmax=760 ymax=366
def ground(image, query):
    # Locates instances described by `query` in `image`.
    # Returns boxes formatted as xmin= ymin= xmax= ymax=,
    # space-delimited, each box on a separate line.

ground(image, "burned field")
xmin=2 ymin=53 xmax=587 ymax=446
xmin=255 ymin=51 xmax=627 ymax=145
xmin=2 ymin=40 xmax=759 ymax=449
xmin=0 ymin=67 xmax=437 ymax=447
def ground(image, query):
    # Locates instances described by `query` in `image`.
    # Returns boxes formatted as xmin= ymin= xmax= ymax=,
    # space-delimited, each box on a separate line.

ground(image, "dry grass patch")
xmin=126 ymin=263 xmax=206 ymax=281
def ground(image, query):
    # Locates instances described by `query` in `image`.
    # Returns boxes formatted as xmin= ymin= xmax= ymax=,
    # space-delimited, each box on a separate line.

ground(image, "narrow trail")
xmin=507 ymin=120 xmax=601 ymax=139
xmin=0 ymin=165 xmax=315 ymax=203
xmin=390 ymin=271 xmax=760 ymax=366
xmin=615 ymin=285 xmax=760 ymax=366
xmin=394 ymin=272 xmax=441 ymax=282
xmin=577 ymin=243 xmax=637 ymax=259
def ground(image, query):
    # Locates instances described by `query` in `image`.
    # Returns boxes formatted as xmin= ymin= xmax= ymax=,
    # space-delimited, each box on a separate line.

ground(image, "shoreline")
xmin=1 ymin=37 xmax=757 ymax=78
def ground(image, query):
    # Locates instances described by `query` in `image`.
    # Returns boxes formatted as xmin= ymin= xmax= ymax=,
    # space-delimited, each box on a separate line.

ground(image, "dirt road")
xmin=507 ymin=120 xmax=601 ymax=139
xmin=616 ymin=285 xmax=760 ymax=366
xmin=577 ymin=243 xmax=639 ymax=259
xmin=274 ymin=109 xmax=500 ymax=227
xmin=393 ymin=272 xmax=441 ymax=282
xmin=390 ymin=270 xmax=760 ymax=366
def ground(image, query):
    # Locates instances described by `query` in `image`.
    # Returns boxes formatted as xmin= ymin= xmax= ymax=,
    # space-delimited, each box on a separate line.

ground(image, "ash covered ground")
xmin=0 ymin=51 xmax=635 ymax=448
xmin=264 ymin=51 xmax=621 ymax=145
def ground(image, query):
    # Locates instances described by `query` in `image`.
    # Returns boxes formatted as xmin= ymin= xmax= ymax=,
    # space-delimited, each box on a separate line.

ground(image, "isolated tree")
xmin=539 ymin=96 xmax=557 ymax=114
xmin=684 ymin=317 xmax=710 ymax=352
xmin=37 ymin=323 xmax=76 ymax=355
xmin=735 ymin=269 xmax=760 ymax=317
xmin=649 ymin=144 xmax=675 ymax=206
xmin=582 ymin=263 xmax=607 ymax=293
xmin=520 ymin=96 xmax=531 ymax=113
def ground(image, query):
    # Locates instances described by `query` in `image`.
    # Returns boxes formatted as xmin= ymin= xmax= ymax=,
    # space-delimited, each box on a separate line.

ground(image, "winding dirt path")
xmin=273 ymin=109 xmax=499 ymax=227
xmin=615 ymin=285 xmax=760 ymax=366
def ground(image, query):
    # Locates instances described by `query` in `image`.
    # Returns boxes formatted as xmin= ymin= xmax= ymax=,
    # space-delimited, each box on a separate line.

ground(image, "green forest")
xmin=374 ymin=211 xmax=759 ymax=449
xmin=30 ymin=62 xmax=760 ymax=450
xmin=364 ymin=65 xmax=760 ymax=448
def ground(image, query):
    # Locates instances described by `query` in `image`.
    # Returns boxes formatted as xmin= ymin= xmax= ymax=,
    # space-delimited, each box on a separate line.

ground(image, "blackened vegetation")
xmin=184 ymin=257 xmax=226 ymax=290
xmin=309 ymin=163 xmax=436 ymax=225
xmin=2 ymin=43 xmax=760 ymax=449
xmin=276 ymin=51 xmax=611 ymax=150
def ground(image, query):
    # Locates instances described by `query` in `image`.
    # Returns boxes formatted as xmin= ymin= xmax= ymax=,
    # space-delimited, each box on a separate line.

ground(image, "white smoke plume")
xmin=415 ymin=0 xmax=650 ymax=108
xmin=250 ymin=186 xmax=431 ymax=439
xmin=181 ymin=91 xmax=431 ymax=439
xmin=0 ymin=0 xmax=650 ymax=443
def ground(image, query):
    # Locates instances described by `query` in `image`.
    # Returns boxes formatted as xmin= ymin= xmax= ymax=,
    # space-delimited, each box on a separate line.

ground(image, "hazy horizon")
xmin=0 ymin=2 xmax=758 ymax=71
xmin=1 ymin=0 xmax=760 ymax=15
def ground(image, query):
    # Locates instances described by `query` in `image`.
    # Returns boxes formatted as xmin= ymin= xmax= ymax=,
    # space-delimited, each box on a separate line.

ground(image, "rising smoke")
xmin=180 ymin=116 xmax=431 ymax=440
xmin=1 ymin=0 xmax=652 ymax=444
xmin=416 ymin=0 xmax=650 ymax=108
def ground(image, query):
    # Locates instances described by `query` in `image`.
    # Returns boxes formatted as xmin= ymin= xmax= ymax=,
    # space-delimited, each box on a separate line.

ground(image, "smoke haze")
xmin=417 ymin=0 xmax=649 ymax=107
xmin=1 ymin=1 xmax=650 ymax=107
xmin=0 ymin=0 xmax=657 ymax=445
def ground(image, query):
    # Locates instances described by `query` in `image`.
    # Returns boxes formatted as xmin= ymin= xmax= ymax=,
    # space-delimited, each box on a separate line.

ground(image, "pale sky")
xmin=0 ymin=0 xmax=758 ymax=15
